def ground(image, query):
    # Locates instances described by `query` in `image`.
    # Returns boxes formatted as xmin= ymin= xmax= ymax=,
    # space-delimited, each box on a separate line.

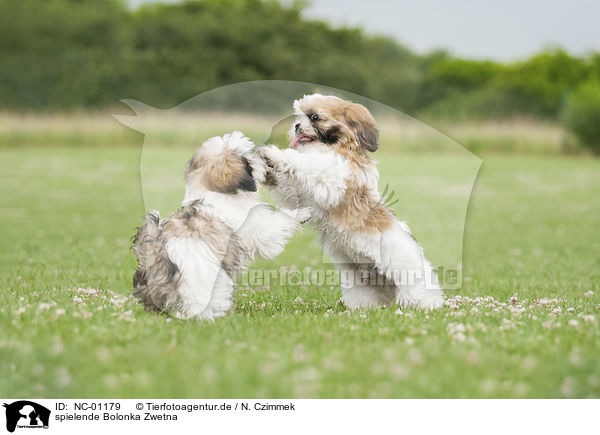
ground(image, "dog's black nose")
xmin=295 ymin=123 xmax=300 ymax=132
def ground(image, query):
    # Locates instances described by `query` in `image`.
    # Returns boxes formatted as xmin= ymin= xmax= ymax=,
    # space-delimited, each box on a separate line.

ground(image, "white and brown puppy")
xmin=259 ymin=94 xmax=444 ymax=309
xmin=132 ymin=131 xmax=310 ymax=320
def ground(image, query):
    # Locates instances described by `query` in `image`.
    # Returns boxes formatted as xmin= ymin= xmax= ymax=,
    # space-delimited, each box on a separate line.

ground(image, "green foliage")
xmin=418 ymin=57 xmax=501 ymax=107
xmin=495 ymin=50 xmax=589 ymax=118
xmin=0 ymin=0 xmax=421 ymax=111
xmin=0 ymin=0 xmax=130 ymax=108
xmin=421 ymin=50 xmax=597 ymax=120
xmin=561 ymin=81 xmax=600 ymax=153
xmin=0 ymin=0 xmax=599 ymax=120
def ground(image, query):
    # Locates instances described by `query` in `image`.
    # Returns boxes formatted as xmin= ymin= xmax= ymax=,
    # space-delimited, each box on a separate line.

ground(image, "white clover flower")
xmin=522 ymin=356 xmax=537 ymax=371
xmin=466 ymin=351 xmax=480 ymax=364
xmin=480 ymin=379 xmax=496 ymax=394
xmin=407 ymin=349 xmax=423 ymax=364
xmin=448 ymin=322 xmax=466 ymax=333
xmin=542 ymin=319 xmax=562 ymax=329
xmin=74 ymin=309 xmax=92 ymax=319
xmin=109 ymin=295 xmax=128 ymax=308
xmin=569 ymin=349 xmax=582 ymax=366
xmin=560 ymin=378 xmax=576 ymax=397
xmin=509 ymin=306 xmax=526 ymax=316
xmin=51 ymin=336 xmax=64 ymax=356
xmin=499 ymin=318 xmax=517 ymax=331
xmin=453 ymin=332 xmax=466 ymax=342
xmin=118 ymin=310 xmax=136 ymax=322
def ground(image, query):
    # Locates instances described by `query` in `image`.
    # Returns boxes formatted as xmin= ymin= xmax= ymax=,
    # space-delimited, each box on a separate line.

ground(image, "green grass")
xmin=1 ymin=133 xmax=599 ymax=398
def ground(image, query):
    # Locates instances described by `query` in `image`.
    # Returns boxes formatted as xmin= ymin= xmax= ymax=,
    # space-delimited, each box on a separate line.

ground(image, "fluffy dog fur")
xmin=259 ymin=94 xmax=444 ymax=309
xmin=132 ymin=131 xmax=310 ymax=320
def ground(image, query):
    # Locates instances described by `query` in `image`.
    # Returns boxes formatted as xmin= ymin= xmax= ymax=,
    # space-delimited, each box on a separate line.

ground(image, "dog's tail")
xmin=132 ymin=211 xmax=182 ymax=313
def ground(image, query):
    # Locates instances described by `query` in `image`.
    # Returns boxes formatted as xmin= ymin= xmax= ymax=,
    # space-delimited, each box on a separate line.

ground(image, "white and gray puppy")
xmin=259 ymin=94 xmax=444 ymax=310
xmin=132 ymin=131 xmax=310 ymax=320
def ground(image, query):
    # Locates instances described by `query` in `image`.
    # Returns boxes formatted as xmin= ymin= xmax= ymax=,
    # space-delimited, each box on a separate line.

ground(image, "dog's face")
xmin=185 ymin=131 xmax=265 ymax=195
xmin=289 ymin=94 xmax=378 ymax=154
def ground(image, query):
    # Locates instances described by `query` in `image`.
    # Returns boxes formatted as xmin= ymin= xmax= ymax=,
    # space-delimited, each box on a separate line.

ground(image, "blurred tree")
xmin=0 ymin=0 xmax=597 ymax=120
xmin=561 ymin=81 xmax=600 ymax=154
xmin=495 ymin=49 xmax=589 ymax=118
xmin=0 ymin=0 xmax=130 ymax=109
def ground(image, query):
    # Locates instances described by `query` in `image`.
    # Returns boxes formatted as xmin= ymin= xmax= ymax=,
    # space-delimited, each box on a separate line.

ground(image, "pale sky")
xmin=131 ymin=0 xmax=600 ymax=61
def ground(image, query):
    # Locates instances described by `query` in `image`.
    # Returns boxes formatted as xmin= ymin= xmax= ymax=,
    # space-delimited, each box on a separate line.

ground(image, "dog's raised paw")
xmin=294 ymin=207 xmax=313 ymax=224
xmin=257 ymin=145 xmax=282 ymax=168
xmin=279 ymin=207 xmax=313 ymax=224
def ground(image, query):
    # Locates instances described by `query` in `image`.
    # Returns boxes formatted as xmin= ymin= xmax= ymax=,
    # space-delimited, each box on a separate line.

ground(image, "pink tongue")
xmin=291 ymin=136 xmax=302 ymax=148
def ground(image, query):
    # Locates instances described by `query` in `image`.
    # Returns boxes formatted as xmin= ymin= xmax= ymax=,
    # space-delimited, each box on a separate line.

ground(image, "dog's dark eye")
xmin=310 ymin=113 xmax=320 ymax=122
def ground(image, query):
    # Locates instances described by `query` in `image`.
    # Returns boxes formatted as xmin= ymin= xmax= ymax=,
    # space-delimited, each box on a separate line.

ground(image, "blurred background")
xmin=0 ymin=0 xmax=599 ymax=153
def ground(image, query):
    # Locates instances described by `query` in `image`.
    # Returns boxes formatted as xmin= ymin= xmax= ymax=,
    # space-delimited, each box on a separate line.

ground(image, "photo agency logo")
xmin=3 ymin=401 xmax=50 ymax=432
xmin=116 ymin=81 xmax=480 ymax=314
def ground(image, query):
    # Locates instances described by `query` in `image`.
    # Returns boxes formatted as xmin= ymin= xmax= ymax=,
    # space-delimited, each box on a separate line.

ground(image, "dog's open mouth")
xmin=291 ymin=135 xmax=316 ymax=148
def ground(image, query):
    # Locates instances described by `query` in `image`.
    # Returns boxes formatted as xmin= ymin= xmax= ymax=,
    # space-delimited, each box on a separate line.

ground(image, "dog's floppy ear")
xmin=213 ymin=154 xmax=257 ymax=193
xmin=344 ymin=103 xmax=379 ymax=152
xmin=190 ymin=152 xmax=257 ymax=193
xmin=355 ymin=121 xmax=378 ymax=152
xmin=236 ymin=156 xmax=257 ymax=192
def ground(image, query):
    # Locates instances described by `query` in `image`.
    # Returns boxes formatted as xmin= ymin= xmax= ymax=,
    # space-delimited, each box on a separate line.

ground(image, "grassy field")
xmin=1 ymin=116 xmax=599 ymax=398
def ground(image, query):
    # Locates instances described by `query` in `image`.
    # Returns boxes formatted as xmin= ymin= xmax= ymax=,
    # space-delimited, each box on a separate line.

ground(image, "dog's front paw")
xmin=279 ymin=207 xmax=313 ymax=224
xmin=294 ymin=207 xmax=313 ymax=224
xmin=257 ymin=145 xmax=283 ymax=168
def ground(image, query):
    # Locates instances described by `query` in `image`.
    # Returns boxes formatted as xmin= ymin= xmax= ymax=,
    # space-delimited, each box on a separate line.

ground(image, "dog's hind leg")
xmin=328 ymin=249 xmax=395 ymax=308
xmin=197 ymin=268 xmax=235 ymax=320
xmin=378 ymin=221 xmax=444 ymax=310
xmin=132 ymin=211 xmax=182 ymax=313
xmin=165 ymin=237 xmax=222 ymax=319
xmin=395 ymin=261 xmax=444 ymax=310
xmin=341 ymin=284 xmax=395 ymax=309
